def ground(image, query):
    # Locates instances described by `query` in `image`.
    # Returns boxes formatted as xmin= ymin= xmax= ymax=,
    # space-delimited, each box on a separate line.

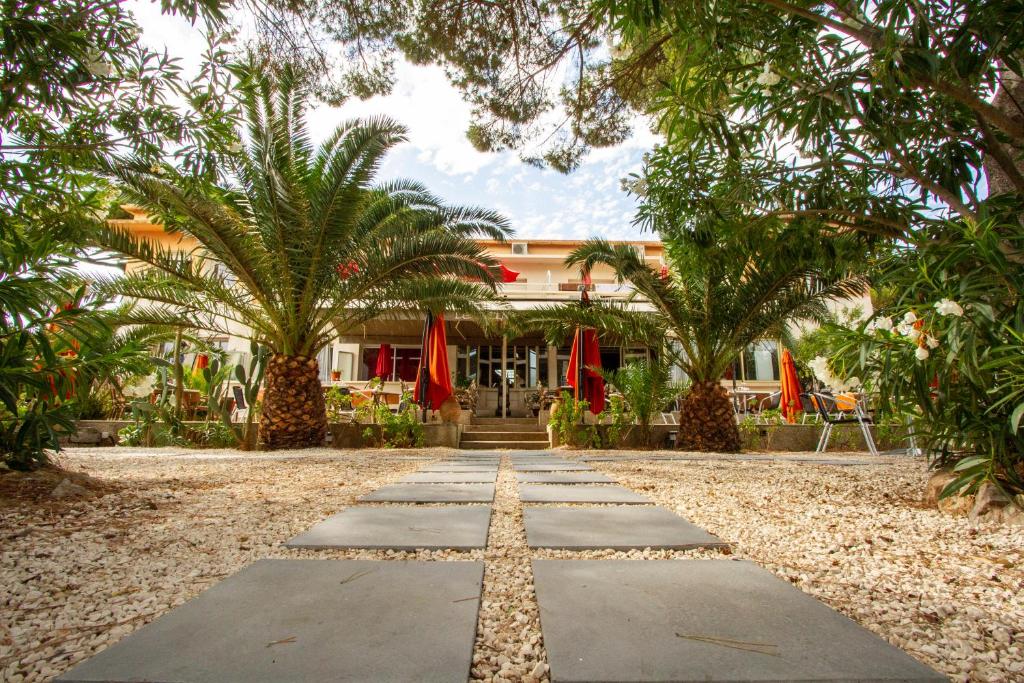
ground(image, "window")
xmin=511 ymin=242 xmax=529 ymax=255
xmin=730 ymin=341 xmax=780 ymax=382
xmin=457 ymin=344 xmax=547 ymax=388
xmin=317 ymin=346 xmax=333 ymax=383
xmin=631 ymin=244 xmax=646 ymax=259
xmin=336 ymin=351 xmax=354 ymax=381
xmin=359 ymin=346 xmax=421 ymax=382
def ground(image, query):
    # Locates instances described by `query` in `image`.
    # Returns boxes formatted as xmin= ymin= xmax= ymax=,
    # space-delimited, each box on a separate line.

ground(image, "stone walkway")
xmin=57 ymin=450 xmax=945 ymax=682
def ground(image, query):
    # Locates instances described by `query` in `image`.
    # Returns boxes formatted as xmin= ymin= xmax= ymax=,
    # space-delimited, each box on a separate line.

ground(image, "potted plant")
xmin=330 ymin=368 xmax=341 ymax=382
xmin=526 ymin=389 xmax=542 ymax=417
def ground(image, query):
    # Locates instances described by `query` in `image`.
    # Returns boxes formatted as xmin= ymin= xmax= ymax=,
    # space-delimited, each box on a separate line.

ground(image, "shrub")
xmin=827 ymin=219 xmax=1024 ymax=498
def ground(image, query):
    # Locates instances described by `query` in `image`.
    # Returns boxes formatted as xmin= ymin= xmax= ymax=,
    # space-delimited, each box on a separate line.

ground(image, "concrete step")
xmin=461 ymin=432 xmax=549 ymax=443
xmin=461 ymin=440 xmax=551 ymax=450
xmin=472 ymin=417 xmax=538 ymax=425
xmin=463 ymin=423 xmax=546 ymax=433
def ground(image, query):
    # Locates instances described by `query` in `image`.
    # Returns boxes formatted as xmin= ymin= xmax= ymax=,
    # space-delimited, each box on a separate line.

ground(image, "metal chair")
xmin=231 ymin=385 xmax=247 ymax=423
xmin=799 ymin=394 xmax=821 ymax=423
xmin=808 ymin=392 xmax=878 ymax=456
xmin=757 ymin=391 xmax=781 ymax=412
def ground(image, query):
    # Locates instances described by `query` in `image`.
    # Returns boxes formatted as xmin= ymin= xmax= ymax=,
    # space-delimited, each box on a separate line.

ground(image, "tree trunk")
xmin=259 ymin=353 xmax=326 ymax=449
xmin=172 ymin=327 xmax=183 ymax=418
xmin=676 ymin=380 xmax=741 ymax=452
xmin=983 ymin=69 xmax=1024 ymax=198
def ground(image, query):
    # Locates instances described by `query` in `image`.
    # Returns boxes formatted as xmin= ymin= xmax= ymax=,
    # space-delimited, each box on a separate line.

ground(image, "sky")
xmin=130 ymin=2 xmax=660 ymax=241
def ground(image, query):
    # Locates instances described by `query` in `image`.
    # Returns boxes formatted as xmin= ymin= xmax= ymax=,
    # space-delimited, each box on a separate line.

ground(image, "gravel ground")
xmin=1 ymin=446 xmax=1022 ymax=682
xmin=569 ymin=449 xmax=1024 ymax=683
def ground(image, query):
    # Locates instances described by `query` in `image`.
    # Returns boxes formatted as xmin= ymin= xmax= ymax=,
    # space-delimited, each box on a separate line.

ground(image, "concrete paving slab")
xmin=524 ymin=507 xmax=725 ymax=550
xmin=285 ymin=506 xmax=491 ymax=550
xmin=360 ymin=483 xmax=495 ymax=503
xmin=420 ymin=464 xmax=498 ymax=472
xmin=532 ymin=559 xmax=945 ymax=683
xmin=519 ymin=484 xmax=651 ymax=504
xmin=400 ymin=471 xmax=498 ymax=483
xmin=56 ymin=559 xmax=484 ymax=683
xmin=513 ymin=463 xmax=593 ymax=472
xmin=516 ymin=472 xmax=616 ymax=484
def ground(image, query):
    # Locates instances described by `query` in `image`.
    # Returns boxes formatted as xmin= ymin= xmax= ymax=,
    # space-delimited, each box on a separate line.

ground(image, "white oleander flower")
xmin=227 ymin=140 xmax=243 ymax=154
xmin=755 ymin=63 xmax=781 ymax=87
xmin=903 ymin=311 xmax=917 ymax=324
xmin=83 ymin=50 xmax=113 ymax=77
xmin=935 ymin=299 xmax=964 ymax=317
xmin=869 ymin=316 xmax=894 ymax=332
xmin=149 ymin=163 xmax=164 ymax=175
xmin=915 ymin=346 xmax=930 ymax=361
xmin=897 ymin=322 xmax=919 ymax=339
xmin=925 ymin=335 xmax=940 ymax=349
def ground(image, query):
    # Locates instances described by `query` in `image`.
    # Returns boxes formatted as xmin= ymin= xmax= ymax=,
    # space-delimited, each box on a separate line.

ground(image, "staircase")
xmin=460 ymin=417 xmax=550 ymax=450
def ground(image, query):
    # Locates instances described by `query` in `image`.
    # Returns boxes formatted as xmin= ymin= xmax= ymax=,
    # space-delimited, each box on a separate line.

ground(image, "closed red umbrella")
xmin=779 ymin=348 xmax=802 ymax=423
xmin=414 ymin=314 xmax=453 ymax=410
xmin=566 ymin=328 xmax=604 ymax=414
xmin=194 ymin=353 xmax=209 ymax=370
xmin=374 ymin=343 xmax=393 ymax=379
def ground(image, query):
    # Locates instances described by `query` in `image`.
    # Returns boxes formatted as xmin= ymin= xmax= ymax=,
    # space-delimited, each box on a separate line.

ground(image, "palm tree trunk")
xmin=677 ymin=380 xmax=741 ymax=452
xmin=259 ymin=354 xmax=327 ymax=449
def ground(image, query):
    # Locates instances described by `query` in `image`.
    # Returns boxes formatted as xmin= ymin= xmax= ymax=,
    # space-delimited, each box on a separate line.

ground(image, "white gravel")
xmin=2 ymin=446 xmax=1022 ymax=682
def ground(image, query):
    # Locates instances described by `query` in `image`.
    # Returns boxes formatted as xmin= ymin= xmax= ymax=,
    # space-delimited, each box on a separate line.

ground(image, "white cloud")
xmin=313 ymin=61 xmax=500 ymax=177
xmin=129 ymin=6 xmax=659 ymax=240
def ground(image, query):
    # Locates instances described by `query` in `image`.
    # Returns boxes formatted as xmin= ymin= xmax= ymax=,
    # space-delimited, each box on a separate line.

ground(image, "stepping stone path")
xmin=285 ymin=506 xmax=492 ymax=550
xmin=359 ymin=482 xmax=495 ymax=503
xmin=532 ymin=559 xmax=945 ymax=682
xmin=513 ymin=463 xmax=593 ymax=471
xmin=419 ymin=463 xmax=498 ymax=472
xmin=519 ymin=483 xmax=653 ymax=504
xmin=524 ymin=506 xmax=727 ymax=550
xmin=400 ymin=471 xmax=498 ymax=483
xmin=61 ymin=448 xmax=943 ymax=683
xmin=57 ymin=559 xmax=484 ymax=683
xmin=516 ymin=471 xmax=615 ymax=483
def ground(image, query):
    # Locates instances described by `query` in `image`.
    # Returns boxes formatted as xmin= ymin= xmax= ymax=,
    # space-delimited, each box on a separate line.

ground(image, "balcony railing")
xmin=499 ymin=282 xmax=635 ymax=296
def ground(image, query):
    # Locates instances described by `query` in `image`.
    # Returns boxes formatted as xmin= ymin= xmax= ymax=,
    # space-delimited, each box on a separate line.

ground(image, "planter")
xmin=327 ymin=422 xmax=462 ymax=448
xmin=330 ymin=370 xmax=341 ymax=381
xmin=740 ymin=422 xmax=912 ymax=452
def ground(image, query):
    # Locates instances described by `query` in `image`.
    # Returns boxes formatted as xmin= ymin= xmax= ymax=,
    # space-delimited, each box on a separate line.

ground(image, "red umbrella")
xmin=374 ymin=343 xmax=393 ymax=379
xmin=414 ymin=314 xmax=453 ymax=410
xmin=779 ymin=348 xmax=802 ymax=423
xmin=566 ymin=328 xmax=604 ymax=414
xmin=499 ymin=263 xmax=520 ymax=283
xmin=194 ymin=353 xmax=209 ymax=370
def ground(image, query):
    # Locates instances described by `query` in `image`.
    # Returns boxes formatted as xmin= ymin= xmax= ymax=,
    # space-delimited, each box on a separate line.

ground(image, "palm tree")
xmin=93 ymin=64 xmax=510 ymax=449
xmin=600 ymin=356 xmax=684 ymax=448
xmin=522 ymin=226 xmax=867 ymax=452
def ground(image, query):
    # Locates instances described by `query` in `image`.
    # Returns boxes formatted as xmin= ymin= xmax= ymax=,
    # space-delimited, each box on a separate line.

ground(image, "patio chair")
xmin=799 ymin=394 xmax=821 ymax=424
xmin=757 ymin=391 xmax=781 ymax=413
xmin=231 ymin=385 xmax=247 ymax=423
xmin=808 ymin=392 xmax=879 ymax=456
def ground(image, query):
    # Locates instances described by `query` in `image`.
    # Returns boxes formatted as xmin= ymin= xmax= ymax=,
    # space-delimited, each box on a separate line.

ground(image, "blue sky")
xmin=131 ymin=2 xmax=658 ymax=241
